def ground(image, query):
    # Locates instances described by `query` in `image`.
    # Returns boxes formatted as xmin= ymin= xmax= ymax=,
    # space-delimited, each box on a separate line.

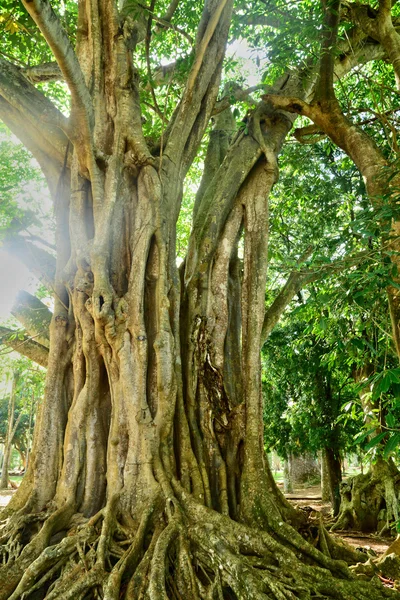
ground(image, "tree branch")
xmin=193 ymin=86 xmax=236 ymax=219
xmin=139 ymin=2 xmax=193 ymax=43
xmin=164 ymin=0 xmax=233 ymax=174
xmin=213 ymin=84 xmax=263 ymax=115
xmin=317 ymin=0 xmax=341 ymax=103
xmin=262 ymin=247 xmax=314 ymax=344
xmin=21 ymin=61 xmax=62 ymax=84
xmin=186 ymin=0 xmax=229 ymax=96
xmin=293 ymin=124 xmax=326 ymax=143
xmin=21 ymin=0 xmax=93 ymax=136
xmin=263 ymin=92 xmax=387 ymax=195
xmin=162 ymin=0 xmax=180 ymax=22
xmin=11 ymin=291 xmax=51 ymax=349
xmin=0 ymin=57 xmax=70 ymax=184
xmin=262 ymin=248 xmax=378 ymax=344
xmin=0 ymin=327 xmax=48 ymax=367
xmin=342 ymin=2 xmax=400 ymax=85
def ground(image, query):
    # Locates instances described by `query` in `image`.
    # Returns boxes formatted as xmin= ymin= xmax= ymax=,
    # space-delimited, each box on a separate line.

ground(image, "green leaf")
xmin=386 ymin=412 xmax=397 ymax=428
xmin=351 ymin=338 xmax=364 ymax=351
xmin=383 ymin=433 xmax=400 ymax=458
xmin=364 ymin=432 xmax=387 ymax=451
xmin=353 ymin=427 xmax=377 ymax=445
xmin=371 ymin=372 xmax=392 ymax=400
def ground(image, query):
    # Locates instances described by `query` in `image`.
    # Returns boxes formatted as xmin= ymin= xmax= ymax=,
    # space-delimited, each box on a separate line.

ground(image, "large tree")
xmin=0 ymin=0 xmax=399 ymax=598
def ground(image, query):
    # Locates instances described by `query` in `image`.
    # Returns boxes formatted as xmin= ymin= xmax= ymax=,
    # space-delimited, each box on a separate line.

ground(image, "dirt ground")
xmin=0 ymin=483 xmax=393 ymax=556
xmin=278 ymin=482 xmax=392 ymax=556
xmin=0 ymin=489 xmax=15 ymax=507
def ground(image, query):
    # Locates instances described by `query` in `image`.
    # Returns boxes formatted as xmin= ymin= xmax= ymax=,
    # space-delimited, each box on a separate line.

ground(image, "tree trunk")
xmin=332 ymin=459 xmax=400 ymax=534
xmin=283 ymin=458 xmax=293 ymax=494
xmin=289 ymin=454 xmax=320 ymax=487
xmin=321 ymin=451 xmax=331 ymax=503
xmin=0 ymin=1 xmax=396 ymax=598
xmin=331 ymin=365 xmax=400 ymax=531
xmin=24 ymin=392 xmax=35 ymax=471
xmin=322 ymin=447 xmax=342 ymax=517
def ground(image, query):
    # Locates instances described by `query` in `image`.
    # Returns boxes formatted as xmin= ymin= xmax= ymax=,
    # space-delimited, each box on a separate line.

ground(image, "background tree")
xmin=0 ymin=358 xmax=45 ymax=473
xmin=0 ymin=370 xmax=19 ymax=490
xmin=0 ymin=356 xmax=45 ymax=487
xmin=263 ymin=315 xmax=362 ymax=516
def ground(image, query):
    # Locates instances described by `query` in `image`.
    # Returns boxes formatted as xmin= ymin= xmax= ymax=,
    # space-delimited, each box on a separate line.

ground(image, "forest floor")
xmin=0 ymin=479 xmax=392 ymax=556
xmin=0 ymin=488 xmax=15 ymax=507
xmin=279 ymin=482 xmax=391 ymax=556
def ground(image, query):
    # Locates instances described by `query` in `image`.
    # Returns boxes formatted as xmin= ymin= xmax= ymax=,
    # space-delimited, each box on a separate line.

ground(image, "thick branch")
xmin=263 ymin=94 xmax=387 ymax=195
xmin=0 ymin=57 xmax=69 ymax=184
xmin=343 ymin=1 xmax=400 ymax=85
xmin=11 ymin=291 xmax=52 ymax=349
xmin=0 ymin=327 xmax=48 ymax=367
xmin=162 ymin=0 xmax=179 ymax=22
xmin=293 ymin=124 xmax=326 ymax=143
xmin=186 ymin=0 xmax=229 ymax=96
xmin=21 ymin=62 xmax=62 ymax=84
xmin=193 ymin=85 xmax=237 ymax=219
xmin=317 ymin=0 xmax=341 ymax=102
xmin=164 ymin=0 xmax=233 ymax=174
xmin=21 ymin=0 xmax=93 ymax=135
xmin=185 ymin=132 xmax=266 ymax=284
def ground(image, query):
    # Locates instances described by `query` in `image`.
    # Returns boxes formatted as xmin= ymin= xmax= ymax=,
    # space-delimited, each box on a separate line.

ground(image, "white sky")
xmin=0 ymin=252 xmax=39 ymax=320
xmin=227 ymin=38 xmax=267 ymax=87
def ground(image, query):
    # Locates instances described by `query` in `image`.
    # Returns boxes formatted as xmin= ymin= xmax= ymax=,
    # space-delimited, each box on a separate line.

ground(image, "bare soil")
xmin=0 ymin=489 xmax=17 ymax=508
xmin=0 ymin=482 xmax=392 ymax=557
xmin=0 ymin=489 xmax=15 ymax=507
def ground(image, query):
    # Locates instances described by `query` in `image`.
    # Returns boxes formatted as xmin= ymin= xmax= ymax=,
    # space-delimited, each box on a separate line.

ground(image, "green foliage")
xmin=0 ymin=354 xmax=45 ymax=459
xmin=0 ymin=123 xmax=45 ymax=239
xmin=262 ymin=317 xmax=361 ymax=460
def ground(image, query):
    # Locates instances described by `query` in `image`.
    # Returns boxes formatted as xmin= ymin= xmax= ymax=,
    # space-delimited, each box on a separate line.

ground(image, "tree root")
xmin=332 ymin=460 xmax=400 ymax=535
xmin=0 ymin=491 xmax=398 ymax=600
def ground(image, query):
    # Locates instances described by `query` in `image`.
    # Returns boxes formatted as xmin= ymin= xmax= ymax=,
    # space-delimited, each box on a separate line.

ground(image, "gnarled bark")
xmin=0 ymin=1 xmax=397 ymax=598
xmin=332 ymin=459 xmax=400 ymax=534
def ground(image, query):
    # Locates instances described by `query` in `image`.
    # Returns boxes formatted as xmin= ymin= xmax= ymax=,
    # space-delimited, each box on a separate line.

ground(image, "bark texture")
xmin=322 ymin=447 xmax=342 ymax=518
xmin=332 ymin=459 xmax=400 ymax=535
xmin=0 ymin=0 xmax=398 ymax=598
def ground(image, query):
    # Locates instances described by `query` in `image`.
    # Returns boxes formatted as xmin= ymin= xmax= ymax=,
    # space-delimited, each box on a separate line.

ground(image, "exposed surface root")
xmin=332 ymin=460 xmax=400 ymax=534
xmin=0 ymin=490 xmax=399 ymax=600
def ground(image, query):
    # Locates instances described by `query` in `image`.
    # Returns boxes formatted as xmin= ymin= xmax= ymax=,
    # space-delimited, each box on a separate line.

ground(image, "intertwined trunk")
xmin=0 ymin=0 xmax=398 ymax=598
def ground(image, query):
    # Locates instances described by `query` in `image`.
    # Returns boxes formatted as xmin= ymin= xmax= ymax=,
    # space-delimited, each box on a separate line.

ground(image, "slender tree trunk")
xmin=15 ymin=448 xmax=26 ymax=472
xmin=322 ymin=447 xmax=342 ymax=517
xmin=283 ymin=458 xmax=293 ymax=494
xmin=25 ymin=392 xmax=35 ymax=470
xmin=321 ymin=451 xmax=331 ymax=503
